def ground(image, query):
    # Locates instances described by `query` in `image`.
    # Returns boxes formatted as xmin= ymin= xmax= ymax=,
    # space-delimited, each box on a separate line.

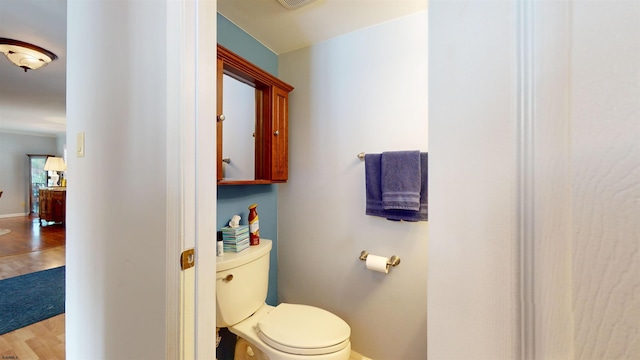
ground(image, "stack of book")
xmin=220 ymin=225 xmax=250 ymax=252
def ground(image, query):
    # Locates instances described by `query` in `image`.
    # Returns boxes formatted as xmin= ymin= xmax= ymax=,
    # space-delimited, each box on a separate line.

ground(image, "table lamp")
xmin=44 ymin=157 xmax=66 ymax=186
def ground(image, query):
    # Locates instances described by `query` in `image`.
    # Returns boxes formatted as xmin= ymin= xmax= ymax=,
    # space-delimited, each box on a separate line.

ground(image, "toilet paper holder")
xmin=359 ymin=251 xmax=401 ymax=267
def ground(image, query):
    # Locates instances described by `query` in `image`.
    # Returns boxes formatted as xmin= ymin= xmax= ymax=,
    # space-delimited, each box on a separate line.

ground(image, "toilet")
xmin=216 ymin=239 xmax=351 ymax=360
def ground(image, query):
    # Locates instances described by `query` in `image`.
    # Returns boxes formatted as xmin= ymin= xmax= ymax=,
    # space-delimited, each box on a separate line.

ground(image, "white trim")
xmin=164 ymin=0 xmax=217 ymax=358
xmin=194 ymin=0 xmax=218 ymax=358
xmin=165 ymin=0 xmax=184 ymax=358
xmin=175 ymin=0 xmax=198 ymax=358
xmin=0 ymin=129 xmax=59 ymax=138
xmin=0 ymin=213 xmax=29 ymax=219
xmin=516 ymin=1 xmax=536 ymax=359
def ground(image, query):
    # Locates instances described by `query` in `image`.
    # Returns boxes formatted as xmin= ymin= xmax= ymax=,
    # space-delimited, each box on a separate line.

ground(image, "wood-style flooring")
xmin=0 ymin=215 xmax=66 ymax=359
xmin=0 ymin=216 xmax=65 ymax=258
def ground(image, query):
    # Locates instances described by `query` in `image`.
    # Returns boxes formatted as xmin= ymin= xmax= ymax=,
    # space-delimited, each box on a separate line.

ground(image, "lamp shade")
xmin=0 ymin=38 xmax=58 ymax=72
xmin=44 ymin=157 xmax=66 ymax=172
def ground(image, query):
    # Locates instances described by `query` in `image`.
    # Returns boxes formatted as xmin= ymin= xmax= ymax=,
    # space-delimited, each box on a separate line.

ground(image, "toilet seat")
xmin=255 ymin=303 xmax=351 ymax=356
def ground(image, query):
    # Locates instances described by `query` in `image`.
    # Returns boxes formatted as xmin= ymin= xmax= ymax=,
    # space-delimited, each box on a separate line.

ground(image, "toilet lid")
xmin=256 ymin=303 xmax=351 ymax=355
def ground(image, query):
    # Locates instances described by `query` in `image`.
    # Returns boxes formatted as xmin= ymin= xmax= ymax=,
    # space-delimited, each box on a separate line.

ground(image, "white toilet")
xmin=217 ymin=239 xmax=351 ymax=360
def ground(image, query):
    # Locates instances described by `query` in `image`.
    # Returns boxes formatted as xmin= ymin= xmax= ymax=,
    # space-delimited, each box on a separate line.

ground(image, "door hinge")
xmin=180 ymin=248 xmax=195 ymax=270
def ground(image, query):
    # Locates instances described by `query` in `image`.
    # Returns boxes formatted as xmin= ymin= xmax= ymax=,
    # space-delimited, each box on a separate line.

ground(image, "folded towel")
xmin=365 ymin=153 xmax=383 ymax=214
xmin=381 ymin=151 xmax=421 ymax=211
xmin=365 ymin=152 xmax=428 ymax=222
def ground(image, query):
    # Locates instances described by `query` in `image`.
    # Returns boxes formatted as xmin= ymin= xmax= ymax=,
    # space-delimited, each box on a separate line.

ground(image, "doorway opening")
xmin=27 ymin=154 xmax=52 ymax=214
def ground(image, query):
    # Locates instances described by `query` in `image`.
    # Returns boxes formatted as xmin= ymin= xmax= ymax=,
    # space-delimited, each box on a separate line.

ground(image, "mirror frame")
xmin=217 ymin=44 xmax=294 ymax=185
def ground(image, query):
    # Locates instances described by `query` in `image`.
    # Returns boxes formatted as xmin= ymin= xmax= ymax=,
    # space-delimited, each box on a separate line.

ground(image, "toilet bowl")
xmin=230 ymin=303 xmax=351 ymax=360
xmin=216 ymin=240 xmax=351 ymax=360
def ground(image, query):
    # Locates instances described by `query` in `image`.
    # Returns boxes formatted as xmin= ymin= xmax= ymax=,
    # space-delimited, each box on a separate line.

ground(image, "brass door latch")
xmin=180 ymin=248 xmax=195 ymax=270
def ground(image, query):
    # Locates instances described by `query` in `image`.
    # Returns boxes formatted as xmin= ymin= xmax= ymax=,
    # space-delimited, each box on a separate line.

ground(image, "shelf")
xmin=217 ymin=179 xmax=274 ymax=186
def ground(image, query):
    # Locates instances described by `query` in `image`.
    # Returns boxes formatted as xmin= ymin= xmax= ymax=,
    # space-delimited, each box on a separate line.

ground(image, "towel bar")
xmin=357 ymin=152 xmax=365 ymax=160
xmin=359 ymin=250 xmax=401 ymax=266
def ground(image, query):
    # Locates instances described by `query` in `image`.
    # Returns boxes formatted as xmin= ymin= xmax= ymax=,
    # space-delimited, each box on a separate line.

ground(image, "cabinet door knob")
xmin=218 ymin=114 xmax=225 ymax=122
xmin=274 ymin=130 xmax=280 ymax=136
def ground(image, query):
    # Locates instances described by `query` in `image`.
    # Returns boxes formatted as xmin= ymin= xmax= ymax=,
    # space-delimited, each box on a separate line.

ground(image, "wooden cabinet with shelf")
xmin=39 ymin=187 xmax=66 ymax=225
xmin=217 ymin=44 xmax=294 ymax=185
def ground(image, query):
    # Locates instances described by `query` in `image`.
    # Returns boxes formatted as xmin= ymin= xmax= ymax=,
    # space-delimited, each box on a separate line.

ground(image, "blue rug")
xmin=0 ymin=266 xmax=65 ymax=335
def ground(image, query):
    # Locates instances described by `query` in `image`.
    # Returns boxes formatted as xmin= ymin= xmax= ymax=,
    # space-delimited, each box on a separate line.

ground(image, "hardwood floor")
xmin=0 ymin=216 xmax=65 ymax=258
xmin=0 ymin=246 xmax=65 ymax=280
xmin=0 ymin=314 xmax=65 ymax=360
xmin=0 ymin=215 xmax=66 ymax=359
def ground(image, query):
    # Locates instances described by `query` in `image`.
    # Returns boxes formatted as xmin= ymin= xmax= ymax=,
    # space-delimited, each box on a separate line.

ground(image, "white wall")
xmin=66 ymin=1 xmax=218 ymax=358
xmin=66 ymin=2 xmax=169 ymax=357
xmin=428 ymin=1 xmax=520 ymax=358
xmin=278 ymin=12 xmax=428 ymax=359
xmin=571 ymin=1 xmax=640 ymax=358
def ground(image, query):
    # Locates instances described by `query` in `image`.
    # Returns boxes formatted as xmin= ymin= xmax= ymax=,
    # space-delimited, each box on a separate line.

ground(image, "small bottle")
xmin=248 ymin=203 xmax=260 ymax=246
xmin=217 ymin=241 xmax=224 ymax=257
xmin=216 ymin=231 xmax=224 ymax=256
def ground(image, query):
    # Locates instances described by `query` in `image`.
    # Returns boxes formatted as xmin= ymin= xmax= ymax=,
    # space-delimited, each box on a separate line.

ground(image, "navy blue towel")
xmin=365 ymin=152 xmax=428 ymax=222
xmin=381 ymin=151 xmax=421 ymax=210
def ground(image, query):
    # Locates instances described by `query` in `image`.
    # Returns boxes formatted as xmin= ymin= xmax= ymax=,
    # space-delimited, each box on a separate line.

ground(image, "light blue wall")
xmin=217 ymin=14 xmax=278 ymax=76
xmin=217 ymin=13 xmax=279 ymax=305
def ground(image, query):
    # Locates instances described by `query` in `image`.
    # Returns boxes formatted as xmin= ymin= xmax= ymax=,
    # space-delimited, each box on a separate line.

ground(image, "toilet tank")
xmin=216 ymin=239 xmax=272 ymax=327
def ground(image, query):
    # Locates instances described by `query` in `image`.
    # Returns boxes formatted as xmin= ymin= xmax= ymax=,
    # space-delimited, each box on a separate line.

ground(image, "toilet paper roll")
xmin=366 ymin=254 xmax=389 ymax=274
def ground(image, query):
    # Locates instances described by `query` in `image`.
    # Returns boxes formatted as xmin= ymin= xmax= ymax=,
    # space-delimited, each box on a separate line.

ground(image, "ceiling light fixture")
xmin=276 ymin=0 xmax=318 ymax=10
xmin=0 ymin=37 xmax=58 ymax=72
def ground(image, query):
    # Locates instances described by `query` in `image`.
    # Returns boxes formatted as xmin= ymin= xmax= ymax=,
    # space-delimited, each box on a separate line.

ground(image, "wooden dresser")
xmin=39 ymin=187 xmax=66 ymax=225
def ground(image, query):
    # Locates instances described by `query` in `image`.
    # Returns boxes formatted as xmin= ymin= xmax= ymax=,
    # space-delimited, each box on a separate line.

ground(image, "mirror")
xmin=222 ymin=74 xmax=256 ymax=180
xmin=217 ymin=44 xmax=294 ymax=185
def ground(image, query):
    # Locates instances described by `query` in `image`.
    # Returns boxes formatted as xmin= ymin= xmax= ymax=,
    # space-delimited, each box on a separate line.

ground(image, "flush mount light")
xmin=276 ymin=0 xmax=318 ymax=10
xmin=0 ymin=37 xmax=58 ymax=72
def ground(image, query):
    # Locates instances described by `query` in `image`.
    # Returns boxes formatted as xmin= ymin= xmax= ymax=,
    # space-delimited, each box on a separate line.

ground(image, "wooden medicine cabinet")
xmin=217 ymin=44 xmax=294 ymax=185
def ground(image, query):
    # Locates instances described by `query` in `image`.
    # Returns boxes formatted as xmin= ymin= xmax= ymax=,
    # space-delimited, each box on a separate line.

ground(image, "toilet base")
xmin=235 ymin=337 xmax=270 ymax=360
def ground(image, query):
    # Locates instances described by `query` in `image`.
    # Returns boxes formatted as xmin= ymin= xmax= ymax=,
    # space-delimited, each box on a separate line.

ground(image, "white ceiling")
xmin=0 ymin=0 xmax=427 ymax=137
xmin=0 ymin=0 xmax=67 ymax=136
xmin=218 ymin=0 xmax=428 ymax=54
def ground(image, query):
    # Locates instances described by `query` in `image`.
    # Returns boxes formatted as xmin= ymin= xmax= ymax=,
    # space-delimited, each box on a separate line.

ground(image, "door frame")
xmin=165 ymin=0 xmax=217 ymax=358
xmin=26 ymin=154 xmax=54 ymax=214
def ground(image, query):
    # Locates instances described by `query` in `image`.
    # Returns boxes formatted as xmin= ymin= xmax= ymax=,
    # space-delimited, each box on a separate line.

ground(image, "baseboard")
xmin=350 ymin=350 xmax=373 ymax=360
xmin=0 ymin=213 xmax=29 ymax=219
